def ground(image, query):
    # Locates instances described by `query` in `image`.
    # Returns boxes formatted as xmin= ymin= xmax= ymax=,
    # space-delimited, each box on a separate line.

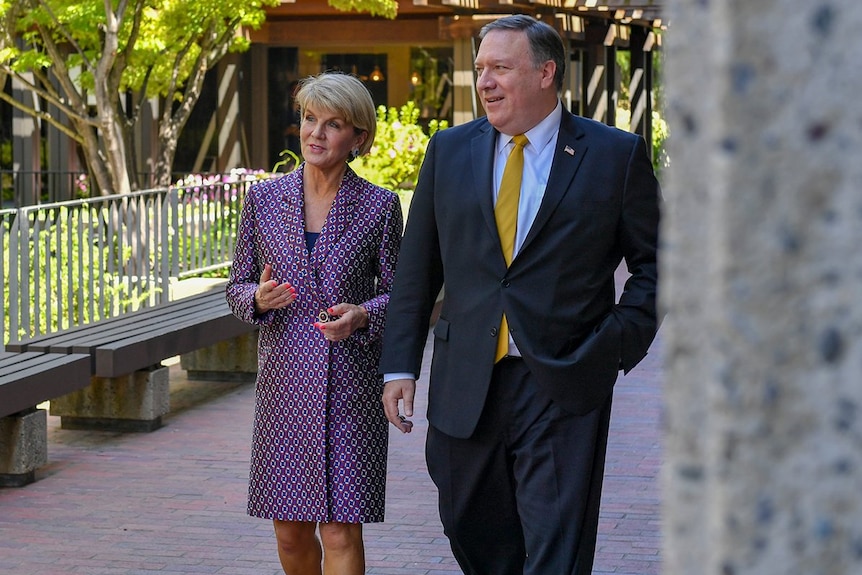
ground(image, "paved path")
xmin=0 ymin=330 xmax=662 ymax=574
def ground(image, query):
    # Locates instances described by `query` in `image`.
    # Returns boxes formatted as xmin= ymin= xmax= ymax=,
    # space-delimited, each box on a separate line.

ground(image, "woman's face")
xmin=299 ymin=103 xmax=365 ymax=171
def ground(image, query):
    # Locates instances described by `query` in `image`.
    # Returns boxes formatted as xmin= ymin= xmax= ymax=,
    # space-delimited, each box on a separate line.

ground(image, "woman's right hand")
xmin=254 ymin=264 xmax=297 ymax=313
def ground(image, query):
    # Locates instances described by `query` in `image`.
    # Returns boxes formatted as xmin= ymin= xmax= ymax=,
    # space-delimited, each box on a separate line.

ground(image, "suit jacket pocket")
xmin=433 ymin=318 xmax=450 ymax=341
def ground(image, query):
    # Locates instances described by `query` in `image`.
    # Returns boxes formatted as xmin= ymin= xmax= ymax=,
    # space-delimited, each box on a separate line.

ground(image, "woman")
xmin=226 ymin=72 xmax=403 ymax=574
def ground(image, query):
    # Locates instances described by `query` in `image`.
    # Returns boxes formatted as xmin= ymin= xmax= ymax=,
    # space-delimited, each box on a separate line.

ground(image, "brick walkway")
xmin=0 ymin=329 xmax=662 ymax=574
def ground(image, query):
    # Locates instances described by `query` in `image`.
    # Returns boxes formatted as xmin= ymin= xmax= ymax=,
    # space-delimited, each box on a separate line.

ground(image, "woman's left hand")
xmin=313 ymin=303 xmax=368 ymax=342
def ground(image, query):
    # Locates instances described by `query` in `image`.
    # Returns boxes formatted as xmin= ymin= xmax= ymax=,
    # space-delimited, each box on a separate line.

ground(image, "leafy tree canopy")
xmin=329 ymin=0 xmax=397 ymax=19
xmin=5 ymin=0 xmax=279 ymax=101
xmin=0 ymin=0 xmax=398 ymax=195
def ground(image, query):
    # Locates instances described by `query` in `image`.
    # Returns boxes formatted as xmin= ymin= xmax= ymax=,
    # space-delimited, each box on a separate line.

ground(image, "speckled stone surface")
xmin=0 ymin=409 xmax=47 ymax=484
xmin=50 ymin=367 xmax=170 ymax=431
xmin=662 ymin=1 xmax=862 ymax=574
xmin=180 ymin=331 xmax=259 ymax=381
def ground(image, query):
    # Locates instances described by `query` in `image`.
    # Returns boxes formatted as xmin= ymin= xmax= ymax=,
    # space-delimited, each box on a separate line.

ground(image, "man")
xmin=380 ymin=14 xmax=661 ymax=575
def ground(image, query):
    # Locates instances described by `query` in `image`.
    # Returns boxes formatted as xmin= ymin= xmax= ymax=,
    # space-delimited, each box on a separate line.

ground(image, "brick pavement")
xmin=0 ymin=329 xmax=662 ymax=574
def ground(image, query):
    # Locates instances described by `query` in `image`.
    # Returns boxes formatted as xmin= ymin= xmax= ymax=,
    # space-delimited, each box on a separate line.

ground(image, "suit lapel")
xmin=471 ymin=124 xmax=500 ymax=250
xmin=519 ymin=112 xmax=587 ymax=256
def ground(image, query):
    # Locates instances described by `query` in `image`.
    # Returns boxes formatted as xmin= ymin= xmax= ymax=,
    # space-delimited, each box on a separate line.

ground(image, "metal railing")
xmin=1 ymin=174 xmax=272 ymax=343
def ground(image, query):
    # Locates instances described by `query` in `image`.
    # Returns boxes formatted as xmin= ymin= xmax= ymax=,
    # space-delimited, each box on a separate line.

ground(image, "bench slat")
xmin=45 ymin=296 xmax=228 ymax=354
xmin=3 ymin=284 xmax=255 ymax=382
xmin=5 ymin=288 xmax=227 ymax=353
xmin=0 ymin=353 xmax=92 ymax=418
xmin=95 ymin=313 xmax=254 ymax=378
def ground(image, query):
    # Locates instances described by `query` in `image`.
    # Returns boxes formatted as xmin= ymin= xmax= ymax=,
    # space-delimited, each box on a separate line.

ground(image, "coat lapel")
xmin=309 ymin=168 xmax=359 ymax=303
xmin=519 ymin=112 xmax=587 ymax=256
xmin=279 ymin=168 xmax=306 ymax=260
xmin=315 ymin=168 xmax=358 ymax=256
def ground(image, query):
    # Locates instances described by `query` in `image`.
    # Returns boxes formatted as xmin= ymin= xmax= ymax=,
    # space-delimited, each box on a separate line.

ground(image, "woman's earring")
xmin=347 ymin=148 xmax=360 ymax=163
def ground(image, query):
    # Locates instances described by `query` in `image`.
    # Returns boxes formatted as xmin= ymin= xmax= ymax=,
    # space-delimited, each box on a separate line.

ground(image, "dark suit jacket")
xmin=380 ymin=108 xmax=661 ymax=439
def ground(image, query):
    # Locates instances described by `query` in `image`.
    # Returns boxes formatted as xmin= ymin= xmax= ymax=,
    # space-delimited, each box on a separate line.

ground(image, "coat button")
xmin=501 ymin=279 xmax=510 ymax=288
xmin=490 ymin=327 xmax=498 ymax=337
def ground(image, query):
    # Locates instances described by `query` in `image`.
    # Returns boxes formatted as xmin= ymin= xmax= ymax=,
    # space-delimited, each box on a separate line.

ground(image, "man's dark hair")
xmin=479 ymin=14 xmax=566 ymax=92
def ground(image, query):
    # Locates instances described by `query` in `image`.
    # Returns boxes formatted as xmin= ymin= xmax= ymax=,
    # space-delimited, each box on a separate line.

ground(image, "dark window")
xmin=320 ymin=53 xmax=388 ymax=108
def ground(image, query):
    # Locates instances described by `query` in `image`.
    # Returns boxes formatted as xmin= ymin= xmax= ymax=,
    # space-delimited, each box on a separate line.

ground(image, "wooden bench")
xmin=0 ymin=352 xmax=92 ymax=418
xmin=5 ymin=285 xmax=258 ymax=433
xmin=7 ymin=287 xmax=251 ymax=375
xmin=0 ymin=351 xmax=91 ymax=486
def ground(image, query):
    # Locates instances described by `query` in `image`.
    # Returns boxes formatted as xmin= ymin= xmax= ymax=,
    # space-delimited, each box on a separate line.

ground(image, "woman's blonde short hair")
xmin=294 ymin=72 xmax=377 ymax=157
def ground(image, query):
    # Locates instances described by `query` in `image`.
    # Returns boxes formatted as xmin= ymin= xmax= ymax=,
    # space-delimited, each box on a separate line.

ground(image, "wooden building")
xmin=219 ymin=0 xmax=665 ymax=173
xmin=4 ymin=1 xmax=664 ymax=202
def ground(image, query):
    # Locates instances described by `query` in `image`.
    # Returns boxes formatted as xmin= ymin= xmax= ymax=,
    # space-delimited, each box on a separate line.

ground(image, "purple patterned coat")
xmin=225 ymin=165 xmax=403 ymax=523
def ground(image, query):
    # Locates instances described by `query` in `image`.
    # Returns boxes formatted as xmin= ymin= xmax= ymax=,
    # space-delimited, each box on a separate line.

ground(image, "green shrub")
xmin=351 ymin=102 xmax=447 ymax=194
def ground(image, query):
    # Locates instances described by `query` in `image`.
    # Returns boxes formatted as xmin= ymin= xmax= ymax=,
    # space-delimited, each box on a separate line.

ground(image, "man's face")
xmin=474 ymin=29 xmax=556 ymax=135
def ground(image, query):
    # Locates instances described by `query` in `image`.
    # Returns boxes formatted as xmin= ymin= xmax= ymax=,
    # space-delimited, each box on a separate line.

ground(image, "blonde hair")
xmin=294 ymin=72 xmax=377 ymax=156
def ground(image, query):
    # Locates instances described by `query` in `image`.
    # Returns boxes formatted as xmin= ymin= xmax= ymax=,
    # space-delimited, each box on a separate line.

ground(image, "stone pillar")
xmin=0 ymin=408 xmax=47 ymax=487
xmin=180 ymin=331 xmax=258 ymax=382
xmin=49 ymin=366 xmax=170 ymax=432
xmin=662 ymin=1 xmax=862 ymax=575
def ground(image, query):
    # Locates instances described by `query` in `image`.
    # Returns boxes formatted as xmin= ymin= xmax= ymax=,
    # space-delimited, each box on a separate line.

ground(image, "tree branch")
xmin=0 ymin=89 xmax=84 ymax=143
xmin=36 ymin=0 xmax=97 ymax=71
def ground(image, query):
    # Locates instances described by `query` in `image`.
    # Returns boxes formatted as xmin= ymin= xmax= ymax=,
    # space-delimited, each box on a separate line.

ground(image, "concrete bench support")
xmin=50 ymin=366 xmax=170 ymax=432
xmin=181 ymin=331 xmax=258 ymax=382
xmin=0 ymin=408 xmax=48 ymax=487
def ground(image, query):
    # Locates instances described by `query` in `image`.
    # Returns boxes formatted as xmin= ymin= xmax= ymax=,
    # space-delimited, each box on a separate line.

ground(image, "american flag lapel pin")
xmin=564 ymin=145 xmax=575 ymax=156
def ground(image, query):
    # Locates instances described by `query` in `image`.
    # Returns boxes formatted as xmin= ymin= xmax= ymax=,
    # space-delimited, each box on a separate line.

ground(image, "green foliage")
xmin=650 ymin=110 xmax=670 ymax=180
xmin=172 ymin=169 xmax=269 ymax=279
xmin=173 ymin=189 xmax=242 ymax=280
xmin=3 ymin=206 xmax=158 ymax=341
xmin=4 ymin=0 xmax=280 ymax=99
xmin=272 ymin=149 xmax=301 ymax=174
xmin=615 ymin=48 xmax=669 ymax=180
xmin=327 ymin=0 xmax=397 ymax=19
xmin=351 ymin=102 xmax=448 ymax=194
xmin=0 ymin=140 xmax=11 ymax=205
xmin=0 ymin=0 xmax=281 ymax=193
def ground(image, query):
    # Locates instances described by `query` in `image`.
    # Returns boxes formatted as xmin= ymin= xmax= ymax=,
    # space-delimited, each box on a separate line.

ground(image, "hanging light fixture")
xmin=410 ymin=70 xmax=421 ymax=86
xmin=370 ymin=64 xmax=384 ymax=82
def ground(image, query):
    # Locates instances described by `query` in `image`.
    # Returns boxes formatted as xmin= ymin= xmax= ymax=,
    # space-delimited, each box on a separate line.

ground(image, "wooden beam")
xmin=252 ymin=18 xmax=449 ymax=46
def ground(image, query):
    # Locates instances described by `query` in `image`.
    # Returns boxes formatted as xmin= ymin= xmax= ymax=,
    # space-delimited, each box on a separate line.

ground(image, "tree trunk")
xmin=95 ymin=5 xmax=132 ymax=196
xmin=154 ymin=124 xmax=179 ymax=188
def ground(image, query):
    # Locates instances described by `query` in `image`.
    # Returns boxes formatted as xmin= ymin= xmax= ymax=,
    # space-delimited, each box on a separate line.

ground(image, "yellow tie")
xmin=494 ymin=134 xmax=528 ymax=362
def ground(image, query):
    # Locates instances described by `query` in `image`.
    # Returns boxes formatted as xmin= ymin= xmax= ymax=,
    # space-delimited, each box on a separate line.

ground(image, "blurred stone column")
xmin=662 ymin=1 xmax=862 ymax=574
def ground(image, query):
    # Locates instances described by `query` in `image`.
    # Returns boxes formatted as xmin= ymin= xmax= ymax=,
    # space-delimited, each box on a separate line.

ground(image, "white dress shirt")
xmin=495 ymin=101 xmax=561 ymax=261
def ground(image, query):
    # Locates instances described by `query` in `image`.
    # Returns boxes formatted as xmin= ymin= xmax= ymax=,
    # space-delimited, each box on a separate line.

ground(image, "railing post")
xmin=8 ymin=209 xmax=28 ymax=339
xmin=160 ymin=189 xmax=180 ymax=303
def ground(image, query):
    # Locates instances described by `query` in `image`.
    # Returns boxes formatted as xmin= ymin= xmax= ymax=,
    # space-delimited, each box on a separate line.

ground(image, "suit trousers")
xmin=425 ymin=357 xmax=613 ymax=575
